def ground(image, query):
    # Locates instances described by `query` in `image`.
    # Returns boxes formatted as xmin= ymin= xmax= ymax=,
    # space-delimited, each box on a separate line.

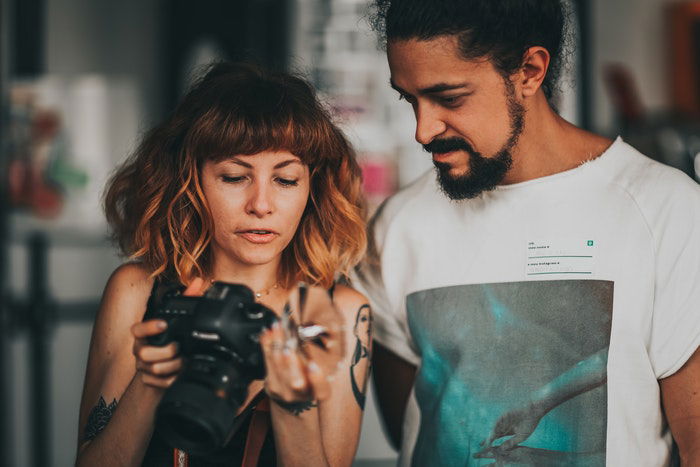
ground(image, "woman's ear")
xmin=518 ymin=46 xmax=551 ymax=98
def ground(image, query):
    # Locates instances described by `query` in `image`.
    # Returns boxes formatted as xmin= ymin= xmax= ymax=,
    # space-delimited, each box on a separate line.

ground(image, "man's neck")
xmin=502 ymin=95 xmax=613 ymax=185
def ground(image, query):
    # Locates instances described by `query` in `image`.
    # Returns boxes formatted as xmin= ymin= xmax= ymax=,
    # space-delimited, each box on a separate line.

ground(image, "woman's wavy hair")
xmin=104 ymin=62 xmax=366 ymax=288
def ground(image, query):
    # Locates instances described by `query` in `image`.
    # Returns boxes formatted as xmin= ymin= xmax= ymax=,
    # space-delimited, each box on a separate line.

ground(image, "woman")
xmin=76 ymin=62 xmax=371 ymax=466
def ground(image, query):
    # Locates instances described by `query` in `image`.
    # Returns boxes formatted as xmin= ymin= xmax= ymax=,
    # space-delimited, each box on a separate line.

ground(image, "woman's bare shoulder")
xmin=95 ymin=263 xmax=156 ymax=339
xmin=105 ymin=262 xmax=154 ymax=293
xmin=331 ymin=284 xmax=370 ymax=319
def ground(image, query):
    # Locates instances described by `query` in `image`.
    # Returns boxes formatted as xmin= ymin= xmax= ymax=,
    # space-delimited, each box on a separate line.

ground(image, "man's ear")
xmin=519 ymin=46 xmax=550 ymax=97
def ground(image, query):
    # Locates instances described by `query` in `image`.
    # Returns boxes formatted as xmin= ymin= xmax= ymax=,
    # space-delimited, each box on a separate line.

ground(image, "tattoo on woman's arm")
xmin=350 ymin=304 xmax=372 ymax=410
xmin=272 ymin=399 xmax=318 ymax=415
xmin=83 ymin=396 xmax=118 ymax=441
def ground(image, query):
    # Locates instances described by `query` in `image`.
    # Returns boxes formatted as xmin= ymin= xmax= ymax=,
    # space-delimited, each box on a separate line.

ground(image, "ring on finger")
xmin=267 ymin=340 xmax=285 ymax=352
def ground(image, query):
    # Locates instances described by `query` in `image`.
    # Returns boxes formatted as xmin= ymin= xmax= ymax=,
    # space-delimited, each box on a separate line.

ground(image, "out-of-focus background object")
xmin=599 ymin=1 xmax=700 ymax=183
xmin=0 ymin=0 xmax=698 ymax=466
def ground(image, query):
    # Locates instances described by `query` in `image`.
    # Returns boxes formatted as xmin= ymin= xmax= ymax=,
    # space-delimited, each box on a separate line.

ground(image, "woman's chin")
xmin=234 ymin=251 xmax=281 ymax=267
xmin=216 ymin=241 xmax=286 ymax=268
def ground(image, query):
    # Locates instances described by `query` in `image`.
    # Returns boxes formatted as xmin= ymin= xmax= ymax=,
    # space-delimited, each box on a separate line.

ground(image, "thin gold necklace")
xmin=209 ymin=279 xmax=279 ymax=301
xmin=253 ymin=283 xmax=279 ymax=301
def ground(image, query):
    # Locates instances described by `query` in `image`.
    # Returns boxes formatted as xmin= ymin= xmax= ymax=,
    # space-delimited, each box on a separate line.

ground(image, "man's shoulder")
xmin=599 ymin=140 xmax=700 ymax=241
xmin=605 ymin=139 xmax=700 ymax=206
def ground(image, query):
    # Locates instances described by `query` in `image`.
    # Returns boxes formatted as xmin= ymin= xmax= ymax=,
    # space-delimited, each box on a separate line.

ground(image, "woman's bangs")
xmin=190 ymin=96 xmax=325 ymax=164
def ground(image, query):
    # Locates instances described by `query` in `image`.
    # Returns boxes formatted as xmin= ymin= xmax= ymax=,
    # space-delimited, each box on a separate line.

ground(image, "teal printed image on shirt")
xmin=406 ymin=280 xmax=613 ymax=466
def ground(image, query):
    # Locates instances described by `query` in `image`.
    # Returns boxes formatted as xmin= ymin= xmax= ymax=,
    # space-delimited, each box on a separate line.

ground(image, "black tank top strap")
xmin=146 ymin=276 xmax=185 ymax=313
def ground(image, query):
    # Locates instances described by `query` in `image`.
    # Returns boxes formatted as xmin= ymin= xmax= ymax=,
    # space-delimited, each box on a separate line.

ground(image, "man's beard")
xmin=424 ymin=84 xmax=525 ymax=200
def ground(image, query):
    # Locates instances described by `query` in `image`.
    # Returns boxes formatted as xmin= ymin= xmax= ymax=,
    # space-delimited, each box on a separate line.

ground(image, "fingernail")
xmin=308 ymin=361 xmax=320 ymax=372
xmin=157 ymin=321 xmax=167 ymax=329
xmin=292 ymin=378 xmax=305 ymax=389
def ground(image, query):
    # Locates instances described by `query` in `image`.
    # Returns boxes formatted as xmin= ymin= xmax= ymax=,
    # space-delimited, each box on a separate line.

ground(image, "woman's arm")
xmin=263 ymin=285 xmax=371 ymax=467
xmin=661 ymin=346 xmax=700 ymax=466
xmin=75 ymin=264 xmax=185 ymax=467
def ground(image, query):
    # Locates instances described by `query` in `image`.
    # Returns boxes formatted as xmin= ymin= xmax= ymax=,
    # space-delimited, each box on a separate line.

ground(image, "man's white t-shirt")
xmin=355 ymin=138 xmax=700 ymax=466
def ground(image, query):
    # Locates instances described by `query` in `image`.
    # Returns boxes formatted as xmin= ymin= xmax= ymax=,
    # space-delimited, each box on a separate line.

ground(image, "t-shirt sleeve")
xmin=351 ymin=208 xmax=421 ymax=367
xmin=648 ymin=178 xmax=700 ymax=379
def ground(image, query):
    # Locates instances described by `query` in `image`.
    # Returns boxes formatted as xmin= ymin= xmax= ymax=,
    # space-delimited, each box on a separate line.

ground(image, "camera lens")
xmin=155 ymin=381 xmax=239 ymax=456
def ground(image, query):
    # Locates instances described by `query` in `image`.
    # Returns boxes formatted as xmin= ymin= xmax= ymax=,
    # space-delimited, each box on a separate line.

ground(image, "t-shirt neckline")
xmin=489 ymin=136 xmax=623 ymax=192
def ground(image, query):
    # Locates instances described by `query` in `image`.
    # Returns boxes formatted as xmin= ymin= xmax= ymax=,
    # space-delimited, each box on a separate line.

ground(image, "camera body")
xmin=144 ymin=281 xmax=277 ymax=455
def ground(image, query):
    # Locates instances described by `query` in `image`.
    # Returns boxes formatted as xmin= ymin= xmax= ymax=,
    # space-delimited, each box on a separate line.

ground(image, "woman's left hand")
xmin=259 ymin=322 xmax=331 ymax=404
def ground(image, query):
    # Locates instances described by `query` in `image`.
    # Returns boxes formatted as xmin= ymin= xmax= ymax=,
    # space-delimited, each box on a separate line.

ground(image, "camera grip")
xmin=142 ymin=304 xmax=174 ymax=347
xmin=146 ymin=328 xmax=172 ymax=347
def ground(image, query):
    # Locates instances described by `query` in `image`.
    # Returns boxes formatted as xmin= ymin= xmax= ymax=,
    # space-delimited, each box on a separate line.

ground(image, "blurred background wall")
xmin=1 ymin=0 xmax=699 ymax=466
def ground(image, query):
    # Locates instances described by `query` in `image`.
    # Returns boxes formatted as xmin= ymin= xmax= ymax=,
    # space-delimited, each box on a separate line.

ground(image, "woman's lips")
xmin=237 ymin=230 xmax=278 ymax=244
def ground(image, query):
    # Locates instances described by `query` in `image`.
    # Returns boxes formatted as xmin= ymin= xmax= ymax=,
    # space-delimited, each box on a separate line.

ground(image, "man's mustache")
xmin=423 ymin=137 xmax=475 ymax=155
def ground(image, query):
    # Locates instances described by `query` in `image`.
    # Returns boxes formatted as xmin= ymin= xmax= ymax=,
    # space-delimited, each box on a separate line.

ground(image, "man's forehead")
xmin=387 ymin=37 xmax=493 ymax=93
xmin=387 ymin=36 xmax=463 ymax=62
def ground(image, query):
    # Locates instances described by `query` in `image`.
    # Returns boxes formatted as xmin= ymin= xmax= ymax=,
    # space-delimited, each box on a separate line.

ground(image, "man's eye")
xmin=398 ymin=93 xmax=415 ymax=104
xmin=438 ymin=93 xmax=470 ymax=107
xmin=276 ymin=177 xmax=298 ymax=187
xmin=438 ymin=96 xmax=461 ymax=106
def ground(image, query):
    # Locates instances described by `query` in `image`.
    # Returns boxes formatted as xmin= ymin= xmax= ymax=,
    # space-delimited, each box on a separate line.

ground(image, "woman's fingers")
xmin=261 ymin=323 xmax=330 ymax=403
xmin=136 ymin=357 xmax=183 ymax=377
xmin=133 ymin=341 xmax=179 ymax=362
xmin=131 ymin=319 xmax=167 ymax=339
xmin=129 ymin=279 xmax=207 ymax=390
xmin=140 ymin=373 xmax=178 ymax=389
xmin=306 ymin=361 xmax=330 ymax=401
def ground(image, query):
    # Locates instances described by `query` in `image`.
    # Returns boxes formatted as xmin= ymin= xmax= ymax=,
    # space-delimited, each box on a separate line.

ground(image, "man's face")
xmin=387 ymin=36 xmax=525 ymax=199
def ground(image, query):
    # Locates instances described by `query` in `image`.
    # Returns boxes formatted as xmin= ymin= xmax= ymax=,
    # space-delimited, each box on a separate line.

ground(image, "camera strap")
xmin=242 ymin=392 xmax=271 ymax=467
xmin=169 ymin=390 xmax=270 ymax=467
xmin=173 ymin=448 xmax=188 ymax=467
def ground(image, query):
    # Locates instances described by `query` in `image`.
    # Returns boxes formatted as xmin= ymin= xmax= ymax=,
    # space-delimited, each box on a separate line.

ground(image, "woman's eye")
xmin=276 ymin=177 xmax=298 ymax=187
xmin=222 ymin=175 xmax=246 ymax=183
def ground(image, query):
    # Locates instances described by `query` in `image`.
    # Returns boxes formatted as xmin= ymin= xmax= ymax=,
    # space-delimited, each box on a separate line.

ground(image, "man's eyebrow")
xmin=390 ymin=79 xmax=471 ymax=96
xmin=420 ymin=83 xmax=470 ymax=94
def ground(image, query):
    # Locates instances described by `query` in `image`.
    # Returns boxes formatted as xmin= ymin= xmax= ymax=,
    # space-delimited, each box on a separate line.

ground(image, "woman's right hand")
xmin=131 ymin=319 xmax=182 ymax=388
xmin=130 ymin=277 xmax=206 ymax=389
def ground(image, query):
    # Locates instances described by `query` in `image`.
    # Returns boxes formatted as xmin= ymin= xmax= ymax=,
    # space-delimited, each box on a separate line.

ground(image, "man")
xmin=353 ymin=0 xmax=700 ymax=465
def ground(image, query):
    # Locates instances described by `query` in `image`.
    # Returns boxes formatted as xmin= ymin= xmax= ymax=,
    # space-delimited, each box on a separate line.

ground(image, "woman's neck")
xmin=208 ymin=257 xmax=281 ymax=296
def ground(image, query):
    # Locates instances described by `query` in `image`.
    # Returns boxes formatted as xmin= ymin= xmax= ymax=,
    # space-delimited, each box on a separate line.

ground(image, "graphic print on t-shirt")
xmin=406 ymin=280 xmax=613 ymax=466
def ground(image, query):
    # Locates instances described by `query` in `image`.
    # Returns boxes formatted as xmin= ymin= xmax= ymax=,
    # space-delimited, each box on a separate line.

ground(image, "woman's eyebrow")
xmin=274 ymin=159 xmax=303 ymax=169
xmin=229 ymin=157 xmax=252 ymax=168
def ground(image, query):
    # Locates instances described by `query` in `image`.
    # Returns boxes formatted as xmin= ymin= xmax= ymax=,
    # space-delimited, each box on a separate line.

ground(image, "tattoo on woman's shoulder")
xmin=350 ymin=304 xmax=372 ymax=410
xmin=83 ymin=396 xmax=118 ymax=441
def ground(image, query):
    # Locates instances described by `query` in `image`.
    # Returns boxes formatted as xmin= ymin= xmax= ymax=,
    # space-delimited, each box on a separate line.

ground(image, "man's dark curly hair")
xmin=370 ymin=0 xmax=570 ymax=101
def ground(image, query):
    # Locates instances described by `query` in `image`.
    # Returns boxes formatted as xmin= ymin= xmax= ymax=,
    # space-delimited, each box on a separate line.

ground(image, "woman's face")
xmin=200 ymin=150 xmax=310 ymax=270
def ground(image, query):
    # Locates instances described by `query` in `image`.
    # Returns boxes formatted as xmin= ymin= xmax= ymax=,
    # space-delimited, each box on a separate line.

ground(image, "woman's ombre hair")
xmin=104 ymin=62 xmax=366 ymax=288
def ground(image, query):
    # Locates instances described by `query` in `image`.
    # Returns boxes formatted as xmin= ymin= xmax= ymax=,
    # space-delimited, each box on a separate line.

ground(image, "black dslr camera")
xmin=143 ymin=281 xmax=277 ymax=455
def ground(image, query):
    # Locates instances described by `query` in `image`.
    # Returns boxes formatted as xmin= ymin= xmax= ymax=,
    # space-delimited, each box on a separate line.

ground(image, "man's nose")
xmin=245 ymin=181 xmax=273 ymax=217
xmin=415 ymin=104 xmax=447 ymax=146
